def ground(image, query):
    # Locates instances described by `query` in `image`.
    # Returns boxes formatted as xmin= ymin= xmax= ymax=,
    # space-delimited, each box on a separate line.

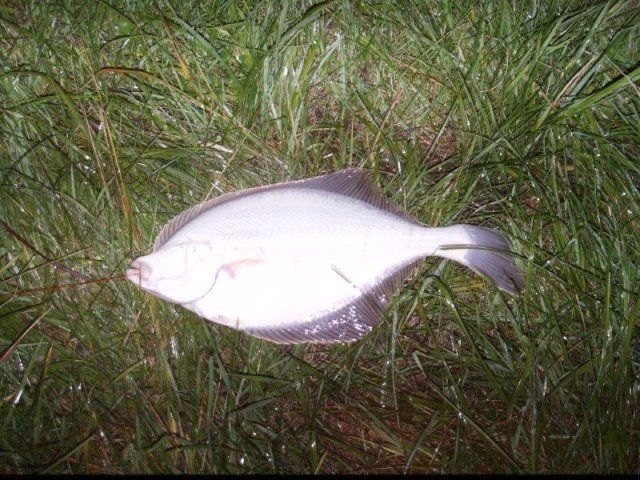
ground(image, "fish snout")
xmin=126 ymin=259 xmax=152 ymax=283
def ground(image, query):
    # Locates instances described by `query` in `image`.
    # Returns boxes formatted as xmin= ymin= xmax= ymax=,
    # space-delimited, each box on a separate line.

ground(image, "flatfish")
xmin=126 ymin=169 xmax=523 ymax=344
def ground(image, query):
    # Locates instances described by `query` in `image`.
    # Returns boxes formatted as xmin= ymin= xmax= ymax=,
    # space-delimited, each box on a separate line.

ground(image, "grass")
xmin=1 ymin=0 xmax=639 ymax=473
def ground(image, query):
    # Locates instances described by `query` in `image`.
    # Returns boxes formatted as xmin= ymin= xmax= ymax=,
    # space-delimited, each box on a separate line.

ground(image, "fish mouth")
xmin=126 ymin=259 xmax=150 ymax=284
xmin=125 ymin=266 xmax=141 ymax=282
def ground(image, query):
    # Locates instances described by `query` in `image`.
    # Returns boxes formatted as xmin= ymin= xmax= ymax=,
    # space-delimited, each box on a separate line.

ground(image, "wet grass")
xmin=1 ymin=0 xmax=639 ymax=473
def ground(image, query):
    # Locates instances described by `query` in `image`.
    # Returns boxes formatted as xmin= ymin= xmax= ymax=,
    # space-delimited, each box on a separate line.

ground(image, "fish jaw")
xmin=126 ymin=242 xmax=223 ymax=304
xmin=125 ymin=254 xmax=182 ymax=304
xmin=125 ymin=258 xmax=151 ymax=283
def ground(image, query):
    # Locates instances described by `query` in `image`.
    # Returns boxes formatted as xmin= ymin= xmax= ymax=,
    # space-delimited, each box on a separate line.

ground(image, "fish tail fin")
xmin=432 ymin=225 xmax=524 ymax=295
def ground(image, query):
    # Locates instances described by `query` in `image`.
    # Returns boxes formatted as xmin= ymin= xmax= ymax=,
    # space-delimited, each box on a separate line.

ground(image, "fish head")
xmin=126 ymin=241 xmax=221 ymax=304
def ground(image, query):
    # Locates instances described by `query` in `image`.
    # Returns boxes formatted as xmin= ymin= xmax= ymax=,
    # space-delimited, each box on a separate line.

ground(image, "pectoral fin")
xmin=221 ymin=258 xmax=264 ymax=278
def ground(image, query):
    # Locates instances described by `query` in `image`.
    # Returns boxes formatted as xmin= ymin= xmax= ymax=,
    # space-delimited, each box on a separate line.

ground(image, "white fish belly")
xmin=185 ymin=248 xmax=422 ymax=329
xmin=176 ymin=189 xmax=435 ymax=329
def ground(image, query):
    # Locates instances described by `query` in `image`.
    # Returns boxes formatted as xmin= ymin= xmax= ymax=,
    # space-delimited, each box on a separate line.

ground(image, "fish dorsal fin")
xmin=244 ymin=258 xmax=422 ymax=344
xmin=298 ymin=168 xmax=418 ymax=223
xmin=154 ymin=168 xmax=419 ymax=250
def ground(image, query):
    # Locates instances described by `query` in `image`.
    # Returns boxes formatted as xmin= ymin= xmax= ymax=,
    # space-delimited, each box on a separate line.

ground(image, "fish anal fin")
xmin=245 ymin=293 xmax=380 ymax=344
xmin=298 ymin=169 xmax=419 ymax=224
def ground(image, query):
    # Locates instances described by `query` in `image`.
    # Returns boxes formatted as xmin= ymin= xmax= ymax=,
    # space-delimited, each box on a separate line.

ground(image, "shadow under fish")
xmin=126 ymin=168 xmax=524 ymax=344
